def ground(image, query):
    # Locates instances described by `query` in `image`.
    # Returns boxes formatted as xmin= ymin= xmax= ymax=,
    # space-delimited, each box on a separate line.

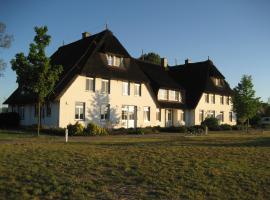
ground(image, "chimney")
xmin=161 ymin=57 xmax=168 ymax=68
xmin=185 ymin=58 xmax=192 ymax=64
xmin=82 ymin=32 xmax=91 ymax=39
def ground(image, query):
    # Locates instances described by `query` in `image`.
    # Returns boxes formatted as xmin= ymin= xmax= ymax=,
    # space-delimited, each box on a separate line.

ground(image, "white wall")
xmin=58 ymin=75 xmax=184 ymax=128
xmin=192 ymin=93 xmax=236 ymax=125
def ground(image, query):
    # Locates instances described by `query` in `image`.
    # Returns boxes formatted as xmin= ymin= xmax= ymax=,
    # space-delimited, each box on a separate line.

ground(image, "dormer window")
xmin=106 ymin=54 xmax=124 ymax=67
xmin=213 ymin=77 xmax=223 ymax=87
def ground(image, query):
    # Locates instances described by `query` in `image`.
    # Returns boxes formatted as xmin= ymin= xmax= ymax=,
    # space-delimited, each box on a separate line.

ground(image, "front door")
xmin=122 ymin=105 xmax=136 ymax=128
xmin=166 ymin=109 xmax=173 ymax=127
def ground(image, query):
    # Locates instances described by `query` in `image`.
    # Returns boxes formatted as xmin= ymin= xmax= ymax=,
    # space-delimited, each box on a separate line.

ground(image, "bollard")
xmin=65 ymin=128 xmax=68 ymax=143
xmin=205 ymin=126 xmax=208 ymax=135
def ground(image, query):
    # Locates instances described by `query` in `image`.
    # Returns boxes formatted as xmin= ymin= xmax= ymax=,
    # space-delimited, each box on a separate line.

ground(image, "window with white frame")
xmin=122 ymin=81 xmax=130 ymax=96
xmin=213 ymin=77 xmax=223 ymax=86
xmin=226 ymin=96 xmax=230 ymax=105
xmin=211 ymin=94 xmax=215 ymax=104
xmin=156 ymin=108 xmax=161 ymax=121
xmin=207 ymin=110 xmax=215 ymax=118
xmin=121 ymin=106 xmax=128 ymax=120
xmin=86 ymin=78 xmax=95 ymax=92
xmin=107 ymin=54 xmax=113 ymax=66
xmin=75 ymin=102 xmax=85 ymax=120
xmin=220 ymin=111 xmax=224 ymax=122
xmin=100 ymin=104 xmax=110 ymax=121
xmin=134 ymin=83 xmax=141 ymax=96
xmin=158 ymin=89 xmax=168 ymax=100
xmin=101 ymin=79 xmax=109 ymax=94
xmin=169 ymin=90 xmax=176 ymax=101
xmin=106 ymin=54 xmax=124 ymax=67
xmin=143 ymin=107 xmax=150 ymax=122
xmin=199 ymin=110 xmax=204 ymax=122
xmin=180 ymin=111 xmax=185 ymax=122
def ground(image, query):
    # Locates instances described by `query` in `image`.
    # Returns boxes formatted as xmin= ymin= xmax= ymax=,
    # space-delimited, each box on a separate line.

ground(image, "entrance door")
xmin=122 ymin=105 xmax=136 ymax=128
xmin=166 ymin=109 xmax=173 ymax=127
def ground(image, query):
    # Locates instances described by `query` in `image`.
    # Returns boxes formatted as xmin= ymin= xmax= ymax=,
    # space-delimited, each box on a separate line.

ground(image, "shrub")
xmin=201 ymin=117 xmax=219 ymax=130
xmin=159 ymin=126 xmax=187 ymax=133
xmin=187 ymin=125 xmax=205 ymax=134
xmin=219 ymin=124 xmax=232 ymax=131
xmin=85 ymin=122 xmax=108 ymax=136
xmin=127 ymin=128 xmax=144 ymax=135
xmin=41 ymin=127 xmax=65 ymax=136
xmin=67 ymin=122 xmax=84 ymax=136
xmin=0 ymin=112 xmax=20 ymax=128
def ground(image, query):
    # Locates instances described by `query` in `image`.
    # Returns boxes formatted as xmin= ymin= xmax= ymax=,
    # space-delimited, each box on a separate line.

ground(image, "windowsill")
xmin=75 ymin=119 xmax=85 ymax=121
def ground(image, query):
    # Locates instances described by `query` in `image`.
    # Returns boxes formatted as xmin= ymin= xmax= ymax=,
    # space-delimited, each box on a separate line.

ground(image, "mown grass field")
xmin=0 ymin=131 xmax=269 ymax=200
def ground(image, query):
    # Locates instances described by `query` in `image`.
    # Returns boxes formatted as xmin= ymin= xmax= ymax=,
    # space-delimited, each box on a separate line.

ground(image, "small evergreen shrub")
xmin=85 ymin=122 xmax=108 ymax=136
xmin=219 ymin=124 xmax=232 ymax=131
xmin=201 ymin=117 xmax=219 ymax=130
xmin=0 ymin=112 xmax=20 ymax=128
xmin=67 ymin=122 xmax=84 ymax=136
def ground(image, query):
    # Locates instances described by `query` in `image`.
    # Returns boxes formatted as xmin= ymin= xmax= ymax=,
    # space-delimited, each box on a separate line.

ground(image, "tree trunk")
xmin=37 ymin=101 xmax=41 ymax=136
xmin=246 ymin=118 xmax=249 ymax=133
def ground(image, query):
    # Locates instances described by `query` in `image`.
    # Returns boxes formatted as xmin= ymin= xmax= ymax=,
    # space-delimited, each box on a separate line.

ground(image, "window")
xmin=220 ymin=96 xmax=224 ymax=105
xmin=122 ymin=81 xmax=130 ymax=96
xmin=106 ymin=54 xmax=124 ymax=67
xmin=75 ymin=102 xmax=85 ymax=120
xmin=180 ymin=111 xmax=185 ymax=122
xmin=121 ymin=106 xmax=128 ymax=120
xmin=220 ymin=111 xmax=224 ymax=122
xmin=158 ymin=89 xmax=168 ymax=100
xmin=226 ymin=96 xmax=230 ymax=105
xmin=199 ymin=110 xmax=204 ymax=122
xmin=86 ymin=78 xmax=95 ymax=92
xmin=175 ymin=91 xmax=183 ymax=102
xmin=211 ymin=94 xmax=215 ymax=104
xmin=169 ymin=90 xmax=176 ymax=101
xmin=134 ymin=83 xmax=141 ymax=96
xmin=229 ymin=112 xmax=233 ymax=122
xmin=213 ymin=77 xmax=223 ymax=86
xmin=18 ymin=106 xmax=24 ymax=120
xmin=107 ymin=55 xmax=113 ymax=66
xmin=207 ymin=110 xmax=215 ymax=118
xmin=156 ymin=108 xmax=161 ymax=121
xmin=46 ymin=103 xmax=51 ymax=117
xmin=143 ymin=107 xmax=150 ymax=122
xmin=205 ymin=94 xmax=209 ymax=103
xmin=167 ymin=109 xmax=172 ymax=121
xmin=100 ymin=104 xmax=110 ymax=121
xmin=101 ymin=79 xmax=109 ymax=94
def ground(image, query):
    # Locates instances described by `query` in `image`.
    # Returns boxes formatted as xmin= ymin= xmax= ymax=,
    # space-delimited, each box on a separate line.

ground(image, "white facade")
xmin=11 ymin=75 xmax=186 ymax=128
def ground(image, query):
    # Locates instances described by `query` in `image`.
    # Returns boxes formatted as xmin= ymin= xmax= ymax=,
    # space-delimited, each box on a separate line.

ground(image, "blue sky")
xmin=1 ymin=0 xmax=270 ymax=105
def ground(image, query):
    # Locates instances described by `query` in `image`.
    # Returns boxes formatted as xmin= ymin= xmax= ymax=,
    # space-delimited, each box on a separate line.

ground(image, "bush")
xmin=85 ymin=122 xmax=108 ymax=136
xmin=187 ymin=125 xmax=205 ymax=134
xmin=201 ymin=117 xmax=219 ymax=130
xmin=127 ymin=128 xmax=144 ymax=135
xmin=0 ymin=112 xmax=20 ymax=128
xmin=67 ymin=122 xmax=84 ymax=136
xmin=219 ymin=124 xmax=232 ymax=131
xmin=159 ymin=126 xmax=187 ymax=133
xmin=41 ymin=127 xmax=65 ymax=136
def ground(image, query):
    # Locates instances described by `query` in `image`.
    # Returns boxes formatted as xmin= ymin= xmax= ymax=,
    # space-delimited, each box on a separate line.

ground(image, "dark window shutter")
xmin=128 ymin=82 xmax=130 ymax=95
xmin=86 ymin=79 xmax=89 ymax=90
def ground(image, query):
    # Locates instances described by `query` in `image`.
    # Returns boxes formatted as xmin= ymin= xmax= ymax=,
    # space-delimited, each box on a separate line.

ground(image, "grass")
xmin=0 ymin=130 xmax=269 ymax=199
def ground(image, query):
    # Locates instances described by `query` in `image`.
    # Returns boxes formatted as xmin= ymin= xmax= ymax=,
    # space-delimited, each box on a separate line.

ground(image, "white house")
xmin=4 ymin=29 xmax=236 ymax=128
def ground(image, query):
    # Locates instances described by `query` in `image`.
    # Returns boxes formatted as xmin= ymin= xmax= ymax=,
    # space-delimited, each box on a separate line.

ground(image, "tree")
xmin=232 ymin=75 xmax=261 ymax=132
xmin=0 ymin=22 xmax=13 ymax=76
xmin=139 ymin=52 xmax=161 ymax=65
xmin=11 ymin=26 xmax=63 ymax=136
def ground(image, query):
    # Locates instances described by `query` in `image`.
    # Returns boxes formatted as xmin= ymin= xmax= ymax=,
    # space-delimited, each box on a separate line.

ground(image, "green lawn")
xmin=0 ymin=131 xmax=269 ymax=200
